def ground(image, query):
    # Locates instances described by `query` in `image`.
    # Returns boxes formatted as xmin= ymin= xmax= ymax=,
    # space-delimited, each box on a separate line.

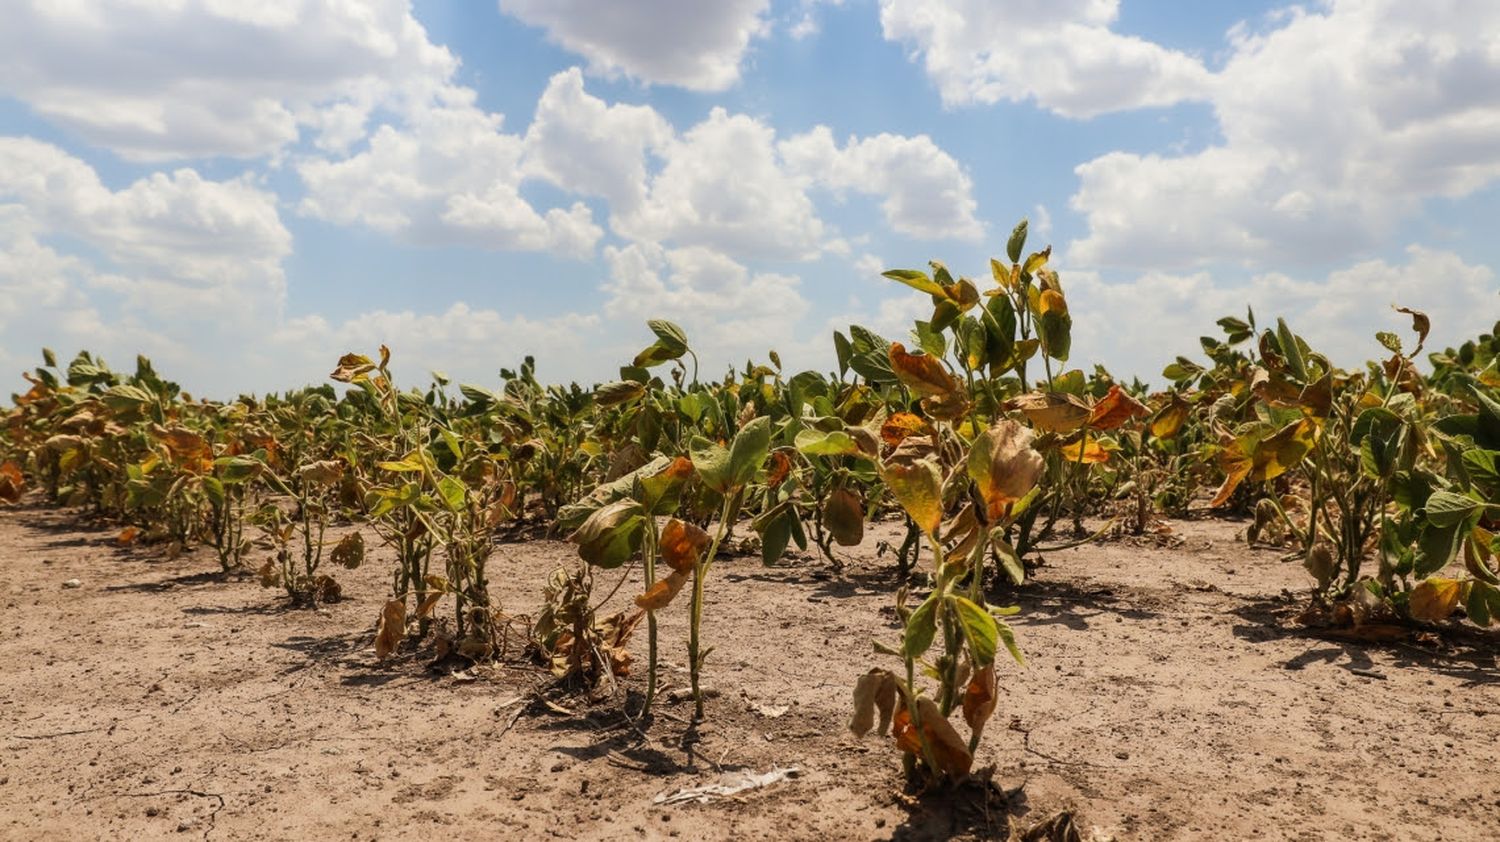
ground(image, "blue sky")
xmin=0 ymin=0 xmax=1496 ymax=395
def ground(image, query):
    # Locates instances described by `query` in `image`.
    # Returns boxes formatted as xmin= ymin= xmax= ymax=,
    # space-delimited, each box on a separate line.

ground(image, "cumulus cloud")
xmin=613 ymin=108 xmax=825 ymax=260
xmin=498 ymin=0 xmax=769 ymax=91
xmin=522 ymin=68 xmax=673 ymax=210
xmin=603 ymin=242 xmax=810 ymax=366
xmin=297 ymin=87 xmax=602 ymax=258
xmin=1065 ymin=246 xmax=1500 ymax=381
xmin=0 ymin=0 xmax=455 ymax=161
xmin=780 ymin=126 xmax=984 ymax=242
xmin=1068 ymin=0 xmax=1500 ymax=269
xmin=879 ymin=0 xmax=1212 ymax=116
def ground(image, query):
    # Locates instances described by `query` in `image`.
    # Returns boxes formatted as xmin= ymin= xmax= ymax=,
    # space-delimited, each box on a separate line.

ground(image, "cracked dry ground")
xmin=2 ymin=499 xmax=1498 ymax=841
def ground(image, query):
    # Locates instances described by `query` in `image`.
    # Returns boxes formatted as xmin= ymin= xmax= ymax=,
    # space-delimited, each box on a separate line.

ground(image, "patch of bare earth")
xmin=1 ymin=499 xmax=1498 ymax=840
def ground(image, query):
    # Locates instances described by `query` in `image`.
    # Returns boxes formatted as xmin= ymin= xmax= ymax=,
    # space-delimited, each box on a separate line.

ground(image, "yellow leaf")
xmin=374 ymin=599 xmax=406 ymax=659
xmin=1409 ymin=577 xmax=1463 ymax=622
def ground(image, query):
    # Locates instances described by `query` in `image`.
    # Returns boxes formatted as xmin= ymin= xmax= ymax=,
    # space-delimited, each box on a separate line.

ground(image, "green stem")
xmin=689 ymin=491 xmax=737 ymax=720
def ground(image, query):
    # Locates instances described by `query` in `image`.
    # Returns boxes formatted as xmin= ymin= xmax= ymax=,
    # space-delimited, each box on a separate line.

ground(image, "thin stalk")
xmin=689 ymin=491 xmax=737 ymax=719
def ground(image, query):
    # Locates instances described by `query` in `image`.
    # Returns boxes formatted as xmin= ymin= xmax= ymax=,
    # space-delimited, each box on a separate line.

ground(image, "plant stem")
xmin=689 ymin=491 xmax=736 ymax=720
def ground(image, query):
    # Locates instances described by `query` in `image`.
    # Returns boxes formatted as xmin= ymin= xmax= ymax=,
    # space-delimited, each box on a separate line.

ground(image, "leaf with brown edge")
xmin=822 ymin=487 xmax=865 ymax=546
xmin=962 ymin=664 xmax=999 ymax=743
xmin=1088 ymin=385 xmax=1147 ymax=430
xmin=850 ymin=668 xmax=898 ymax=737
xmin=1409 ymin=577 xmax=1464 ymax=621
xmin=881 ymin=456 xmax=944 ymax=537
xmin=329 ymin=352 xmax=376 ymax=383
xmin=920 ymin=389 xmax=970 ymax=423
xmin=635 ymin=569 xmax=690 ymax=611
xmin=1012 ymin=392 xmax=1089 ymax=434
xmin=881 ymin=412 xmax=933 ymax=449
xmin=374 ymin=599 xmax=406 ymax=659
xmin=660 ymin=518 xmax=711 ymax=574
xmin=330 ymin=531 xmax=365 ymax=569
xmin=888 ymin=343 xmax=959 ymax=397
xmin=968 ymin=420 xmax=1044 ymax=521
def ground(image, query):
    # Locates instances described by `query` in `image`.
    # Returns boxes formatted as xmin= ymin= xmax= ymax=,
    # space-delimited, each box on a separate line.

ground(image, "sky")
xmin=0 ymin=0 xmax=1497 ymax=397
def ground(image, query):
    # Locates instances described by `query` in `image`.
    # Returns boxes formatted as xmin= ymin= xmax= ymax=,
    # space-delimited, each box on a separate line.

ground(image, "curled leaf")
xmin=1012 ymin=392 xmax=1089 ymax=434
xmin=374 ymin=599 xmax=406 ymax=659
xmin=893 ymin=698 xmax=974 ymax=778
xmin=636 ymin=569 xmax=691 ymax=611
xmin=962 ymin=664 xmax=999 ymax=743
xmin=850 ymin=668 xmax=899 ymax=737
xmin=660 ymin=517 xmax=711 ymax=574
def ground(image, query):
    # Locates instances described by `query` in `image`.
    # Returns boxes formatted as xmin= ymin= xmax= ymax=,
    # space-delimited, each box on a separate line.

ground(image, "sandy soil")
xmin=1 ymin=498 xmax=1498 ymax=841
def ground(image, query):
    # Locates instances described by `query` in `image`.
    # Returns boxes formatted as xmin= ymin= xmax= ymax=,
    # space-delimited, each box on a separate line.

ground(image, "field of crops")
xmin=3 ymin=227 xmax=1499 ymax=840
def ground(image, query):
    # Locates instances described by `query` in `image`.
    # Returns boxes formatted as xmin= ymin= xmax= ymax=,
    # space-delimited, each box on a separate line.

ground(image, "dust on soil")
xmin=2 ymin=498 xmax=1498 ymax=841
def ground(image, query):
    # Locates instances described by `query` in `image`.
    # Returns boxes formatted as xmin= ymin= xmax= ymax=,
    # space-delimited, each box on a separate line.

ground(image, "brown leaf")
xmin=330 ymin=531 xmax=365 ymax=569
xmin=635 ymin=569 xmax=690 ymax=611
xmin=850 ymin=669 xmax=898 ymax=737
xmin=764 ymin=450 xmax=793 ymax=488
xmin=374 ymin=599 xmax=406 ymax=659
xmin=661 ymin=518 xmax=711 ymax=574
xmin=889 ymin=343 xmax=960 ymax=398
xmin=329 ymin=352 xmax=376 ymax=383
xmin=116 ymin=526 xmax=141 ymax=546
xmin=416 ymin=575 xmax=446 ymax=619
xmin=1087 ymin=385 xmax=1147 ymax=430
xmin=880 ymin=412 xmax=934 ymax=449
xmin=822 ymin=487 xmax=865 ymax=546
xmin=0 ymin=460 xmax=23 ymax=504
xmin=961 ymin=664 xmax=999 ymax=742
xmin=1012 ymin=392 xmax=1089 ymax=434
xmin=893 ymin=698 xmax=973 ymax=778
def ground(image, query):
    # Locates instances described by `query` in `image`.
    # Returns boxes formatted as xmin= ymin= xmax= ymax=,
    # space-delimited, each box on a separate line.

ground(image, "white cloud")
xmin=0 ymin=0 xmax=455 ymax=161
xmin=297 ymin=87 xmax=602 ymax=258
xmin=1068 ymin=0 xmax=1500 ymax=269
xmin=603 ymin=242 xmax=810 ymax=366
xmin=879 ymin=0 xmax=1212 ymax=117
xmin=614 ymin=108 xmax=825 ymax=259
xmin=522 ymin=68 xmax=673 ymax=210
xmin=1065 ymin=246 xmax=1500 ymax=381
xmin=498 ymin=0 xmax=769 ymax=91
xmin=780 ymin=126 xmax=984 ymax=242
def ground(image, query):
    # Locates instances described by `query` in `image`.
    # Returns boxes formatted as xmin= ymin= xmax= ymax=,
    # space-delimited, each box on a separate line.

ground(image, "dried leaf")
xmin=850 ymin=668 xmax=898 ymax=737
xmin=374 ymin=599 xmax=406 ymax=659
xmin=889 ymin=343 xmax=959 ymax=397
xmin=962 ymin=664 xmax=999 ymax=742
xmin=1087 ymin=385 xmax=1147 ymax=430
xmin=823 ymin=487 xmax=865 ymax=546
xmin=1012 ymin=392 xmax=1089 ymax=434
xmin=968 ymin=420 xmax=1045 ymax=520
xmin=635 ymin=569 xmax=690 ymax=611
xmin=330 ymin=531 xmax=365 ymax=569
xmin=660 ymin=518 xmax=711 ymax=574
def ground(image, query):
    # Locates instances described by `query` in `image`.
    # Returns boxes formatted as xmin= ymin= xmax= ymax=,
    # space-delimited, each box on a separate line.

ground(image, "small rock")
xmin=62 ymin=579 xmax=82 ymax=589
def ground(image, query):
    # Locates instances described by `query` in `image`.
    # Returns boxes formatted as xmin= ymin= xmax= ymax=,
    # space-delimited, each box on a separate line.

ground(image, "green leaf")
xmin=996 ymin=620 xmax=1025 ymax=666
xmin=795 ymin=428 xmax=859 ymax=457
xmin=568 ymin=499 xmax=646 ymax=569
xmin=436 ymin=476 xmax=466 ymax=513
xmin=949 ymin=595 xmax=998 ymax=667
xmin=1425 ymin=490 xmax=1482 ymax=528
xmin=727 ymin=416 xmax=772 ymax=489
xmin=833 ymin=330 xmax=853 ymax=377
xmin=689 ymin=437 xmax=733 ymax=494
xmin=990 ymin=531 xmax=1025 ymax=585
xmin=882 ymin=269 xmax=945 ymax=297
xmin=1006 ymin=219 xmax=1028 ymax=264
xmin=903 ymin=592 xmax=940 ymax=659
xmin=1276 ymin=318 xmax=1309 ymax=381
xmin=761 ymin=511 xmax=792 ymax=566
xmin=1415 ymin=519 xmax=1465 ymax=578
xmin=595 ymin=380 xmax=647 ymax=407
